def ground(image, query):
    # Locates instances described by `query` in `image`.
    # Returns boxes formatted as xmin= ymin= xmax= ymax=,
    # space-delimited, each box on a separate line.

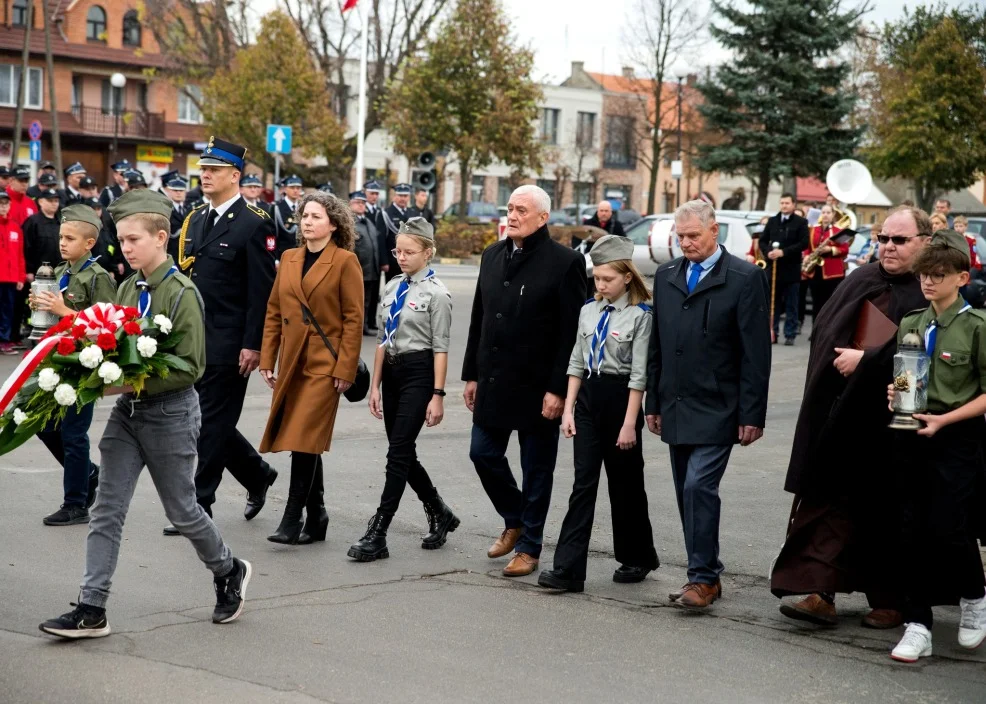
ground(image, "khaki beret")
xmin=930 ymin=229 xmax=971 ymax=268
xmin=589 ymin=235 xmax=634 ymax=265
xmin=60 ymin=204 xmax=102 ymax=233
xmin=398 ymin=216 xmax=434 ymax=241
xmin=107 ymin=189 xmax=174 ymax=223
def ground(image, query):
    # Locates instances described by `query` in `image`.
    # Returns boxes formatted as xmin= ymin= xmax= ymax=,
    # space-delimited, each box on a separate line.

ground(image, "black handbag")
xmin=301 ymin=304 xmax=370 ymax=403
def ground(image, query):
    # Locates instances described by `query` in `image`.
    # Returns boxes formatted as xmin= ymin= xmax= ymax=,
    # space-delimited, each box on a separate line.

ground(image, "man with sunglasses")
xmin=771 ymin=205 xmax=932 ymax=630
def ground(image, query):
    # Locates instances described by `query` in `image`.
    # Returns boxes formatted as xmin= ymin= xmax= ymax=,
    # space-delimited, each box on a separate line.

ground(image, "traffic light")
xmin=414 ymin=152 xmax=437 ymax=192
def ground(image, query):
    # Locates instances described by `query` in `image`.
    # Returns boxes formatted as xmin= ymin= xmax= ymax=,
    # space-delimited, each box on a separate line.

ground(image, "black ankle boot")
xmin=421 ymin=495 xmax=460 ymax=550
xmin=268 ymin=454 xmax=316 ymax=545
xmin=347 ymin=513 xmax=392 ymax=561
xmin=299 ymin=460 xmax=328 ymax=545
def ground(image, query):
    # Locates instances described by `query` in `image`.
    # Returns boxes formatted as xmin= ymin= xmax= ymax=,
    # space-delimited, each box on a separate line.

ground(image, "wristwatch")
xmin=433 ymin=389 xmax=446 ymax=397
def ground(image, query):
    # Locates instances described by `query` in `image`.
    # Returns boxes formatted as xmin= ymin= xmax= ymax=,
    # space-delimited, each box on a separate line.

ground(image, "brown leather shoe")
xmin=487 ymin=528 xmax=522 ymax=558
xmin=675 ymin=581 xmax=722 ymax=609
xmin=503 ymin=552 xmax=538 ymax=577
xmin=668 ymin=584 xmax=690 ymax=601
xmin=861 ymin=608 xmax=904 ymax=629
xmin=779 ymin=593 xmax=837 ymax=626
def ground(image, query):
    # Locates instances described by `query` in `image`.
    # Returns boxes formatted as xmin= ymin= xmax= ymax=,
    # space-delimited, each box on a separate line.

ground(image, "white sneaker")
xmin=891 ymin=623 xmax=933 ymax=662
xmin=958 ymin=596 xmax=986 ymax=649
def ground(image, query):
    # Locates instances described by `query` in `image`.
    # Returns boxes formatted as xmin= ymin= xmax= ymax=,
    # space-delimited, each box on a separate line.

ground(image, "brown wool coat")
xmin=259 ymin=242 xmax=364 ymax=454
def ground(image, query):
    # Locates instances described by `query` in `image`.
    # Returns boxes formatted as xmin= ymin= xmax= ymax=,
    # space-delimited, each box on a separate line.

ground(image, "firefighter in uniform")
xmin=99 ymin=160 xmax=131 ymax=208
xmin=239 ymin=174 xmax=272 ymax=216
xmin=273 ymin=174 xmax=304 ymax=263
xmin=162 ymin=136 xmax=279 ymax=535
xmin=383 ymin=183 xmax=413 ymax=274
xmin=164 ymin=173 xmax=189 ymax=261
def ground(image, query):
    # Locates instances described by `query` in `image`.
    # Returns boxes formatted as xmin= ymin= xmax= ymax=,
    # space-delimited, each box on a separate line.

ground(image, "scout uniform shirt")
xmin=55 ymin=257 xmax=116 ymax=311
xmin=899 ymin=297 xmax=986 ymax=413
xmin=377 ymin=269 xmax=452 ymax=355
xmin=567 ymin=293 xmax=652 ymax=391
xmin=117 ymin=256 xmax=206 ymax=396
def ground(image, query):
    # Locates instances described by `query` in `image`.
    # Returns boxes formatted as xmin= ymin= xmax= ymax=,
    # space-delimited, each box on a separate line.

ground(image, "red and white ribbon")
xmin=74 ymin=302 xmax=126 ymax=341
xmin=0 ymin=336 xmax=62 ymax=415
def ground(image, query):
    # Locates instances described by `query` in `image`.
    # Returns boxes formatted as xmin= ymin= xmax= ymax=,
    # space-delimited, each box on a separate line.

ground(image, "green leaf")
xmin=116 ymin=336 xmax=139 ymax=367
xmin=50 ymin=352 xmax=81 ymax=365
xmin=77 ymin=386 xmax=102 ymax=406
xmin=156 ymin=353 xmax=192 ymax=373
xmin=0 ymin=421 xmax=33 ymax=456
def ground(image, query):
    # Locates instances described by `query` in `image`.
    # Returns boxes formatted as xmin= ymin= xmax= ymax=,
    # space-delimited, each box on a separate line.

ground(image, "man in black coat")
xmin=645 ymin=199 xmax=771 ymax=609
xmin=273 ymin=174 xmax=303 ymax=263
xmin=409 ymin=187 xmax=436 ymax=227
xmin=364 ymin=180 xmax=390 ymax=280
xmin=350 ymin=190 xmax=381 ymax=335
xmin=383 ymin=183 xmax=413 ymax=274
xmin=462 ymin=185 xmax=586 ymax=577
xmin=572 ymin=200 xmax=625 ymax=250
xmin=163 ymin=137 xmax=278 ymax=535
xmin=99 ymin=160 xmax=131 ymax=208
xmin=163 ymin=174 xmax=189 ymax=262
xmin=762 ymin=193 xmax=810 ymax=345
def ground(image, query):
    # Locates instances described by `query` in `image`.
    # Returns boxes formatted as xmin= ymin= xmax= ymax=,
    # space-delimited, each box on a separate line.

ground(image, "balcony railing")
xmin=71 ymin=105 xmax=165 ymax=140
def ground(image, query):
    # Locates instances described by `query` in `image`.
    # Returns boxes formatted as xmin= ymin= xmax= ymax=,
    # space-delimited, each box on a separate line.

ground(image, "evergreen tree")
xmin=696 ymin=0 xmax=864 ymax=209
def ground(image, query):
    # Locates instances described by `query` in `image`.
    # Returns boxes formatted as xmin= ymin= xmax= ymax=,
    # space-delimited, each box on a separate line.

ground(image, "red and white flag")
xmin=342 ymin=0 xmax=359 ymax=10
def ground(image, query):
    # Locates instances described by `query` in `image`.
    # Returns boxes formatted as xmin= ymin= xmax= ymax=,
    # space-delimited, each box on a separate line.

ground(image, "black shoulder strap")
xmin=301 ymin=304 xmax=338 ymax=360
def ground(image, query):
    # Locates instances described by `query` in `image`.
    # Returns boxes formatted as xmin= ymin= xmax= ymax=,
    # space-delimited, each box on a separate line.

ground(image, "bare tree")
xmin=621 ymin=0 xmax=706 ymax=213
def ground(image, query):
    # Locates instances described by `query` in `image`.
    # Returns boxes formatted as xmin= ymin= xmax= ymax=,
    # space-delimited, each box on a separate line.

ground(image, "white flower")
xmin=97 ymin=362 xmax=123 ymax=385
xmin=12 ymin=408 xmax=27 ymax=425
xmin=38 ymin=368 xmax=60 ymax=392
xmin=78 ymin=345 xmax=104 ymax=370
xmin=53 ymin=384 xmax=77 ymax=407
xmin=153 ymin=314 xmax=173 ymax=335
xmin=136 ymin=336 xmax=158 ymax=358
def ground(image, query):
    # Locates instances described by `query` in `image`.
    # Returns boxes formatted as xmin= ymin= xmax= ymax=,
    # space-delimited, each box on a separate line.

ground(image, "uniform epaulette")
xmin=585 ymin=297 xmax=596 ymax=305
xmin=968 ymin=308 xmax=986 ymax=321
xmin=246 ymin=203 xmax=272 ymax=220
xmin=637 ymin=302 xmax=652 ymax=312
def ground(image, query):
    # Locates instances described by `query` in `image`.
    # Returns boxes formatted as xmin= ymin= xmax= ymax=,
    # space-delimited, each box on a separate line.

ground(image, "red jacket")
xmin=803 ymin=225 xmax=849 ymax=280
xmin=0 ymin=216 xmax=26 ymax=284
xmin=5 ymin=186 xmax=36 ymax=229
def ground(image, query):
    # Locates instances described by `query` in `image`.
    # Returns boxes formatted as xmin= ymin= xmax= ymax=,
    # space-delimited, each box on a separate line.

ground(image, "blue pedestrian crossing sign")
xmin=266 ymin=124 xmax=292 ymax=154
xmin=29 ymin=140 xmax=41 ymax=162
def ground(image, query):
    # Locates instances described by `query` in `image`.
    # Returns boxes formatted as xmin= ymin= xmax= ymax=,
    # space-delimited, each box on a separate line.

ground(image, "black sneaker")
xmin=43 ymin=505 xmax=90 ymax=526
xmin=39 ymin=603 xmax=110 ymax=639
xmin=213 ymin=558 xmax=251 ymax=624
xmin=85 ymin=465 xmax=100 ymax=509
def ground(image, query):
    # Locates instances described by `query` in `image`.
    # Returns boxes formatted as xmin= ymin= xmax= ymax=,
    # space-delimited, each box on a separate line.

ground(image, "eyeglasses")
xmin=918 ymin=272 xmax=946 ymax=284
xmin=391 ymin=248 xmax=425 ymax=258
xmin=877 ymin=234 xmax=926 ymax=246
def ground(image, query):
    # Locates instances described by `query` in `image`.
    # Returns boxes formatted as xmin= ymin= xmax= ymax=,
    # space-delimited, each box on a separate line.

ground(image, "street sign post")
xmin=266 ymin=125 xmax=292 ymax=154
xmin=29 ymin=140 xmax=41 ymax=162
xmin=28 ymin=121 xmax=42 ymax=141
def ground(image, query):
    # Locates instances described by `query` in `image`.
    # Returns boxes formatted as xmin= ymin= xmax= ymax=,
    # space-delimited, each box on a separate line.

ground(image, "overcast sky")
xmin=501 ymin=0 xmax=975 ymax=83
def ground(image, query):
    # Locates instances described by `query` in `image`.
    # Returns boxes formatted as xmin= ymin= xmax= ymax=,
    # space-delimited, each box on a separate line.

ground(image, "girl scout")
xmin=539 ymin=235 xmax=659 ymax=592
xmin=348 ymin=217 xmax=460 ymax=561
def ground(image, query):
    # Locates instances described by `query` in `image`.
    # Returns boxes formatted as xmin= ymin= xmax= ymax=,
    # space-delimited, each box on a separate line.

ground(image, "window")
xmin=12 ymin=0 xmax=30 ymax=27
xmin=71 ymin=75 xmax=81 ymax=109
xmin=0 ymin=65 xmax=42 ymax=109
xmin=536 ymin=179 xmax=556 ymax=205
xmin=86 ymin=6 xmax=107 ymax=41
xmin=178 ymin=85 xmax=203 ymax=124
xmin=573 ymin=181 xmax=592 ymax=205
xmin=101 ymin=79 xmax=123 ymax=114
xmin=604 ymin=116 xmax=635 ymax=169
xmin=497 ymin=178 xmax=513 ymax=207
xmin=470 ymin=175 xmax=485 ymax=201
xmin=136 ymin=82 xmax=147 ymax=111
xmin=540 ymin=108 xmax=560 ymax=145
xmin=122 ymin=10 xmax=141 ymax=46
xmin=576 ymin=112 xmax=596 ymax=149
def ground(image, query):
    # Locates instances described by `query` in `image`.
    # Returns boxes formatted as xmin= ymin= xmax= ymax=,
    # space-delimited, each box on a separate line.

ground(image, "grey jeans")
xmin=80 ymin=387 xmax=233 ymax=609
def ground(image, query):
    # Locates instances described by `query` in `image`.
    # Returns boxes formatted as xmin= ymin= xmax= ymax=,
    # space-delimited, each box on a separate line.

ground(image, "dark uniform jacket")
xmin=99 ymin=184 xmax=124 ymax=208
xmin=59 ymin=187 xmax=84 ymax=208
xmin=168 ymin=203 xmax=190 ymax=262
xmin=365 ymin=202 xmax=389 ymax=274
xmin=245 ymin=199 xmax=273 ymax=218
xmin=574 ymin=212 xmax=625 ymax=250
xmin=23 ymin=212 xmax=61 ymax=274
xmin=761 ymin=213 xmax=810 ymax=286
xmin=645 ymin=248 xmax=772 ymax=446
xmin=353 ymin=214 xmax=380 ymax=282
xmin=462 ymin=225 xmax=586 ymax=430
xmin=179 ymin=196 xmax=276 ymax=365
xmin=408 ymin=205 xmax=435 ymax=227
xmin=383 ymin=203 xmax=411 ymax=273
xmin=273 ymin=198 xmax=299 ymax=261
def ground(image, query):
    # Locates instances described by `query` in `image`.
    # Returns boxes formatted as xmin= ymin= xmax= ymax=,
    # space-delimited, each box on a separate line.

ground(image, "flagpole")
xmin=354 ymin=0 xmax=370 ymax=189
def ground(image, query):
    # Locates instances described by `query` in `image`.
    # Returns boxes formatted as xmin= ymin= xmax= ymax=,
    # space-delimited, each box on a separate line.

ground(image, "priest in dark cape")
xmin=770 ymin=206 xmax=932 ymax=628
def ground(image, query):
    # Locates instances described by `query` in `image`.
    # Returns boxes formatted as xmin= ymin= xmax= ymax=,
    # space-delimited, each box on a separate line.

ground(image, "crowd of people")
xmin=4 ymin=138 xmax=984 ymax=665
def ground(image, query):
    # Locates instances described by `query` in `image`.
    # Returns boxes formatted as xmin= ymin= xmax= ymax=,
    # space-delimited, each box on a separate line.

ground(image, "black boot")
xmin=267 ymin=453 xmax=316 ymax=545
xmin=347 ymin=513 xmax=392 ymax=562
xmin=298 ymin=459 xmax=328 ymax=544
xmin=421 ymin=495 xmax=460 ymax=550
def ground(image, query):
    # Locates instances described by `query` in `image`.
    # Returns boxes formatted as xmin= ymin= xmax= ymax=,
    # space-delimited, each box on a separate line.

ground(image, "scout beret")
xmin=64 ymin=162 xmax=86 ymax=177
xmin=930 ymin=229 xmax=972 ymax=267
xmin=589 ymin=235 xmax=634 ymax=265
xmin=107 ymin=189 xmax=174 ymax=222
xmin=198 ymin=136 xmax=246 ymax=170
xmin=61 ymin=203 xmax=103 ymax=232
xmin=37 ymin=188 xmax=61 ymax=200
xmin=398 ymin=216 xmax=434 ymax=240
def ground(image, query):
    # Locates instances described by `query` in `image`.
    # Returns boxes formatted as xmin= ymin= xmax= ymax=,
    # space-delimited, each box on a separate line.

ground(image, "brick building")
xmin=0 ymin=0 xmax=205 ymax=189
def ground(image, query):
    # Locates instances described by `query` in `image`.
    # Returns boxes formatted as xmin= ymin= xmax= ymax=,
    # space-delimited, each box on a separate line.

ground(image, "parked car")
xmin=579 ymin=206 xmax=643 ymax=227
xmin=548 ymin=210 xmax=576 ymax=226
xmin=440 ymin=201 xmax=500 ymax=223
xmin=964 ymin=217 xmax=986 ymax=236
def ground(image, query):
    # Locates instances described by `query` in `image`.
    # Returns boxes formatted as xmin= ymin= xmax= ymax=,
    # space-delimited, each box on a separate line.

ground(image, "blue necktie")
xmin=686 ymin=263 xmax=702 ymax=293
xmin=382 ymin=277 xmax=412 ymax=348
xmin=136 ymin=266 xmax=177 ymax=319
xmin=59 ymin=257 xmax=97 ymax=292
xmin=588 ymin=305 xmax=615 ymax=374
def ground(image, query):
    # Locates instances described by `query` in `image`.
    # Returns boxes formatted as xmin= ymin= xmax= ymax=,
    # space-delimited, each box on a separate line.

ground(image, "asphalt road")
xmin=1 ymin=264 xmax=984 ymax=703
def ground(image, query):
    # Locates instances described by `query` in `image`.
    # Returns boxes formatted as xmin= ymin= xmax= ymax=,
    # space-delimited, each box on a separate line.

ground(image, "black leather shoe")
xmin=537 ymin=569 xmax=584 ymax=593
xmin=163 ymin=524 xmax=180 ymax=536
xmin=245 ymin=468 xmax=278 ymax=521
xmin=348 ymin=513 xmax=392 ymax=561
xmin=421 ymin=495 xmax=460 ymax=549
xmin=613 ymin=565 xmax=651 ymax=583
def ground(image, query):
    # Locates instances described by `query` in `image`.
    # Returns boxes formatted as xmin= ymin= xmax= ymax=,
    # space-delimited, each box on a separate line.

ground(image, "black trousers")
xmin=364 ymin=279 xmax=380 ymax=330
xmin=377 ymin=350 xmax=438 ymax=516
xmin=898 ymin=418 xmax=986 ymax=628
xmin=194 ymin=364 xmax=273 ymax=511
xmin=808 ymin=272 xmax=841 ymax=324
xmin=552 ymin=374 xmax=658 ymax=580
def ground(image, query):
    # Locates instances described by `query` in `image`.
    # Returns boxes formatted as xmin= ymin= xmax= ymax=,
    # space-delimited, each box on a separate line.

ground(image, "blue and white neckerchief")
xmin=925 ymin=299 xmax=972 ymax=357
xmin=136 ymin=265 xmax=178 ymax=319
xmin=587 ymin=304 xmax=616 ymax=374
xmin=381 ymin=269 xmax=435 ymax=348
xmin=59 ymin=257 xmax=98 ymax=292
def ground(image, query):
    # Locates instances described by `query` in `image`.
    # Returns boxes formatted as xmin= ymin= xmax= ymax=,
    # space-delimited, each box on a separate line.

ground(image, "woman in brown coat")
xmin=259 ymin=192 xmax=364 ymax=544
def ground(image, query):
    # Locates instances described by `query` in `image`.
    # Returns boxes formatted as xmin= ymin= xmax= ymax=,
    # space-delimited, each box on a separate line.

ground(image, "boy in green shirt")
xmin=31 ymin=204 xmax=115 ymax=526
xmin=887 ymin=229 xmax=986 ymax=662
xmin=39 ymin=190 xmax=251 ymax=639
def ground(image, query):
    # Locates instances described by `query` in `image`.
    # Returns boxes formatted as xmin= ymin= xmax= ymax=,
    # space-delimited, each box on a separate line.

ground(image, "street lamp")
xmin=110 ymin=72 xmax=126 ymax=163
xmin=672 ymin=64 xmax=687 ymax=208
